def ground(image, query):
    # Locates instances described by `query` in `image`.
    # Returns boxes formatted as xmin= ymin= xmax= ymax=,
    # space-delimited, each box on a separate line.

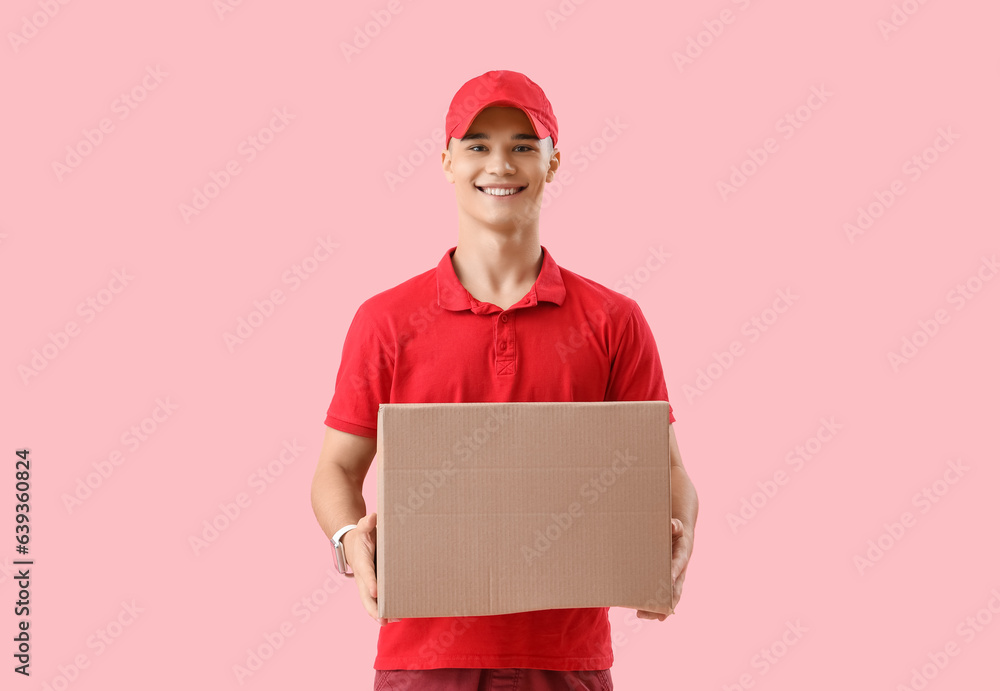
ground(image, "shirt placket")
xmin=495 ymin=310 xmax=516 ymax=376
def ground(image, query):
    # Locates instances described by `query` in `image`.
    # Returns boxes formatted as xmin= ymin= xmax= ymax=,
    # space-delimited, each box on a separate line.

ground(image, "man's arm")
xmin=669 ymin=424 xmax=697 ymax=591
xmin=310 ymin=426 xmax=390 ymax=624
xmin=637 ymin=422 xmax=698 ymax=620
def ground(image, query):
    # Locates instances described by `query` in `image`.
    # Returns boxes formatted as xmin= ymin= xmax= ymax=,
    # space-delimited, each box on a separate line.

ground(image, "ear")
xmin=545 ymin=148 xmax=561 ymax=183
xmin=442 ymin=143 xmax=455 ymax=184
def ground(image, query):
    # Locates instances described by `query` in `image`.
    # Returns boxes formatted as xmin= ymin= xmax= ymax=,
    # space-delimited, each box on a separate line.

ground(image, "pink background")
xmin=3 ymin=0 xmax=999 ymax=688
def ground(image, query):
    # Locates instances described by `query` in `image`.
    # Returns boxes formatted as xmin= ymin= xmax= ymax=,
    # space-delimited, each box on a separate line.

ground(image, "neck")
xmin=451 ymin=229 xmax=543 ymax=307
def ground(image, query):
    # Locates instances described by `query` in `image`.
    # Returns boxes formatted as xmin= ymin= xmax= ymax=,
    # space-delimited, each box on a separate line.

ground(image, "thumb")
xmin=363 ymin=513 xmax=378 ymax=598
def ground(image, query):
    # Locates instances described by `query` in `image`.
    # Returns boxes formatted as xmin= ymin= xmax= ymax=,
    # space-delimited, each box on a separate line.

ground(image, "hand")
xmin=344 ymin=511 xmax=399 ymax=626
xmin=636 ymin=518 xmax=693 ymax=621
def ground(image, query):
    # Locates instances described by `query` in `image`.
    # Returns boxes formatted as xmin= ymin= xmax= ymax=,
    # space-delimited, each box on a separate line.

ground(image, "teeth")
xmin=480 ymin=187 xmax=522 ymax=196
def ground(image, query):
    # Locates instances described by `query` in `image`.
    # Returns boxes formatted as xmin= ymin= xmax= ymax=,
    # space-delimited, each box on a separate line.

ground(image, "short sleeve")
xmin=604 ymin=302 xmax=676 ymax=424
xmin=324 ymin=302 xmax=394 ymax=438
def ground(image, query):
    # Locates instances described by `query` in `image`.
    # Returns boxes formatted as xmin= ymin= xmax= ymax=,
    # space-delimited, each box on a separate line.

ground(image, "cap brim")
xmin=453 ymin=100 xmax=551 ymax=144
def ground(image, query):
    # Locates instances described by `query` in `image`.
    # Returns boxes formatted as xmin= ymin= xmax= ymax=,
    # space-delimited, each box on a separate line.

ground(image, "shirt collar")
xmin=436 ymin=244 xmax=566 ymax=313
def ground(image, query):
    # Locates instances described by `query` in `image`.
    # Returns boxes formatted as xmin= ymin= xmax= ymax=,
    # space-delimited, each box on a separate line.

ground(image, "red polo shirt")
xmin=325 ymin=245 xmax=675 ymax=671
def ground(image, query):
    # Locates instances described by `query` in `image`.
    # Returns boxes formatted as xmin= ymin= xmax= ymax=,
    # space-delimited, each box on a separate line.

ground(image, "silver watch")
xmin=331 ymin=524 xmax=357 ymax=575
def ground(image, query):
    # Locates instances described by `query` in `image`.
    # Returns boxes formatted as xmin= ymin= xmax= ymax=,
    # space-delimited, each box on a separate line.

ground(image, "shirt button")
xmin=501 ymin=314 xmax=508 ymax=322
xmin=499 ymin=343 xmax=506 ymax=351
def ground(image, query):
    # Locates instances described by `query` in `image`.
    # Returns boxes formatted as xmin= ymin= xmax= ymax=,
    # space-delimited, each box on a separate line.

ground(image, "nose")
xmin=484 ymin=148 xmax=516 ymax=176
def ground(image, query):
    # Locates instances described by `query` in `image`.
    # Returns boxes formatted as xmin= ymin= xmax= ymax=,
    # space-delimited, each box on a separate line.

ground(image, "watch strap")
xmin=332 ymin=523 xmax=357 ymax=546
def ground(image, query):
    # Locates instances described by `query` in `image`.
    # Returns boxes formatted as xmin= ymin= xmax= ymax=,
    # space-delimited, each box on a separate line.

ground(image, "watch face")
xmin=332 ymin=540 xmax=348 ymax=573
xmin=331 ymin=525 xmax=359 ymax=575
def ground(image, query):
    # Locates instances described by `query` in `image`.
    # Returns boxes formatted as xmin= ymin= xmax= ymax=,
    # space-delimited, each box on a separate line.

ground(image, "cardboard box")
xmin=376 ymin=401 xmax=673 ymax=619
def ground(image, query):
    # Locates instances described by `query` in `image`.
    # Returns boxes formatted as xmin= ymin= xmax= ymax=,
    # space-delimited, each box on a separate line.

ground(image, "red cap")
xmin=445 ymin=70 xmax=558 ymax=149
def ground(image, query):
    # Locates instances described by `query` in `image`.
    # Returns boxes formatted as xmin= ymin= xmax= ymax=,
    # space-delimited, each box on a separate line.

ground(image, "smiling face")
xmin=442 ymin=106 xmax=560 ymax=233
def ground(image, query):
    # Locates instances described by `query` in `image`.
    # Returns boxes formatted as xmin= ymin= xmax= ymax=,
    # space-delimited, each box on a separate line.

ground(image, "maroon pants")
xmin=373 ymin=668 xmax=613 ymax=690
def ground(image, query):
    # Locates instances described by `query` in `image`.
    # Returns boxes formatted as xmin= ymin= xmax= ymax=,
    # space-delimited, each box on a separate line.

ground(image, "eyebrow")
xmin=460 ymin=132 xmax=539 ymax=142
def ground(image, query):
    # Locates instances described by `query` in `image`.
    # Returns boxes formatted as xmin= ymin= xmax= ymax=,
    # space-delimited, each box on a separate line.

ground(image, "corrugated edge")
xmin=667 ymin=406 xmax=674 ymax=615
xmin=376 ymin=404 xmax=386 ymax=619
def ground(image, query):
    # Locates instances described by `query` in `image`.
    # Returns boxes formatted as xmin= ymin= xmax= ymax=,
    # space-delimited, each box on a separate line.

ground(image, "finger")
xmin=671 ymin=561 xmax=686 ymax=586
xmin=366 ymin=514 xmax=379 ymax=600
xmin=675 ymin=573 xmax=685 ymax=599
xmin=352 ymin=513 xmax=379 ymax=598
xmin=671 ymin=547 xmax=692 ymax=582
xmin=359 ymin=550 xmax=378 ymax=600
xmin=671 ymin=551 xmax=687 ymax=581
xmin=360 ymin=511 xmax=376 ymax=534
xmin=357 ymin=579 xmax=380 ymax=620
xmin=671 ymin=537 xmax=693 ymax=582
xmin=349 ymin=533 xmax=377 ymax=598
xmin=356 ymin=574 xmax=392 ymax=626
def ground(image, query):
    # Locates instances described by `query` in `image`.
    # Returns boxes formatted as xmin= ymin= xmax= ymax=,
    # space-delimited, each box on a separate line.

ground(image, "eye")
xmin=468 ymin=145 xmax=535 ymax=153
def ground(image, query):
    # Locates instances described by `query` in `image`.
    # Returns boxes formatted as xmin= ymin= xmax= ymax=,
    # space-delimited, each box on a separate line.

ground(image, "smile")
xmin=476 ymin=186 xmax=526 ymax=197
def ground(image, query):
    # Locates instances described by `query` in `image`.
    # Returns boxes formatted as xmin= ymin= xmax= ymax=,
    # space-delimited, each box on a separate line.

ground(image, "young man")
xmin=310 ymin=70 xmax=698 ymax=690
